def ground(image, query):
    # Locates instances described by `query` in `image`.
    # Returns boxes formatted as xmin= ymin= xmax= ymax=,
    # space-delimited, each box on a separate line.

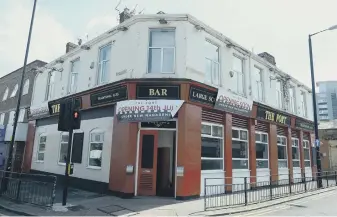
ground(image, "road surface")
xmin=237 ymin=190 xmax=337 ymax=216
xmin=0 ymin=209 xmax=20 ymax=216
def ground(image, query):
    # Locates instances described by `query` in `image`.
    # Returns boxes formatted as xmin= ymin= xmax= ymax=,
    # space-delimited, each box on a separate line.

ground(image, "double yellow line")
xmin=235 ymin=190 xmax=337 ymax=216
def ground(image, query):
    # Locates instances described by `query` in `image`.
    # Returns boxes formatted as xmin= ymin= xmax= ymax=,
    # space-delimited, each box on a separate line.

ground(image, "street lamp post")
xmin=308 ymin=24 xmax=337 ymax=188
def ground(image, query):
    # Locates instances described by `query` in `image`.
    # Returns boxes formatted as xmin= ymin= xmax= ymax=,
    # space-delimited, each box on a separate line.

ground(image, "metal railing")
xmin=0 ymin=171 xmax=57 ymax=207
xmin=204 ymin=171 xmax=337 ymax=210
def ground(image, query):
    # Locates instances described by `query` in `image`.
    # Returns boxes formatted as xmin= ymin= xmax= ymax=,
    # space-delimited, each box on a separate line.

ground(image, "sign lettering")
xmin=48 ymin=97 xmax=82 ymax=115
xmin=189 ymin=86 xmax=217 ymax=106
xmin=295 ymin=119 xmax=314 ymax=131
xmin=136 ymin=85 xmax=180 ymax=99
xmin=90 ymin=86 xmax=127 ymax=107
xmin=256 ymin=106 xmax=290 ymax=126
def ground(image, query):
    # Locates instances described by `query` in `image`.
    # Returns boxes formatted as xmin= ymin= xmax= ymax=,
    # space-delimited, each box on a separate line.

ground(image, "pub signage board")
xmin=256 ymin=106 xmax=291 ymax=126
xmin=189 ymin=85 xmax=217 ymax=106
xmin=214 ymin=88 xmax=253 ymax=117
xmin=28 ymin=103 xmax=50 ymax=120
xmin=295 ymin=119 xmax=314 ymax=131
xmin=48 ymin=97 xmax=82 ymax=116
xmin=141 ymin=121 xmax=176 ymax=129
xmin=116 ymin=100 xmax=184 ymax=122
xmin=136 ymin=84 xmax=180 ymax=99
xmin=90 ymin=85 xmax=128 ymax=107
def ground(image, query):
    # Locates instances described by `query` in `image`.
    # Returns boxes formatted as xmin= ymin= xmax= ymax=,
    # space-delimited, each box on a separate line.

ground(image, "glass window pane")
xmin=240 ymin=130 xmax=248 ymax=140
xmin=39 ymin=143 xmax=45 ymax=152
xmin=212 ymin=126 xmax=223 ymax=137
xmin=232 ymin=130 xmax=239 ymax=139
xmin=148 ymin=48 xmax=161 ymax=73
xmin=256 ymin=160 xmax=269 ymax=169
xmin=292 ymin=147 xmax=299 ymax=159
xmin=99 ymin=61 xmax=110 ymax=83
xmin=256 ymin=142 xmax=268 ymax=159
xmin=100 ymin=45 xmax=111 ymax=61
xmin=40 ymin=136 xmax=46 ymax=143
xmin=37 ymin=153 xmax=44 ymax=161
xmin=201 ymin=125 xmax=211 ymax=135
xmin=232 ymin=140 xmax=248 ymax=158
xmin=277 ymin=145 xmax=287 ymax=159
xmin=201 ymin=159 xmax=223 ymax=170
xmin=255 ymin=133 xmax=261 ymax=142
xmin=162 ymin=48 xmax=174 ymax=72
xmin=233 ymin=56 xmax=243 ymax=73
xmin=304 ymin=161 xmax=311 ymax=167
xmin=278 ymin=159 xmax=288 ymax=168
xmin=293 ymin=160 xmax=300 ymax=167
xmin=205 ymin=41 xmax=219 ymax=62
xmin=149 ymin=29 xmax=175 ymax=47
xmin=89 ymin=142 xmax=103 ymax=167
xmin=59 ymin=143 xmax=68 ymax=163
xmin=232 ymin=159 xmax=248 ymax=169
xmin=304 ymin=149 xmax=310 ymax=160
xmin=261 ymin=134 xmax=268 ymax=143
xmin=201 ymin=137 xmax=223 ymax=158
xmin=205 ymin=58 xmax=212 ymax=83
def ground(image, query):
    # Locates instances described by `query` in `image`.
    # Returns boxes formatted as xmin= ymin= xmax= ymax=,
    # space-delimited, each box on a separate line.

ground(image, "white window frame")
xmin=88 ymin=129 xmax=104 ymax=169
xmin=303 ymin=140 xmax=311 ymax=168
xmin=36 ymin=134 xmax=47 ymax=162
xmin=22 ymin=79 xmax=29 ymax=96
xmin=276 ymin=80 xmax=283 ymax=109
xmin=292 ymin=138 xmax=300 ymax=168
xmin=147 ymin=28 xmax=176 ymax=74
xmin=8 ymin=111 xmax=15 ymax=125
xmin=205 ymin=40 xmax=220 ymax=86
xmin=300 ymin=91 xmax=307 ymax=117
xmin=232 ymin=127 xmax=249 ymax=170
xmin=255 ymin=131 xmax=269 ymax=169
xmin=97 ymin=44 xmax=111 ymax=85
xmin=289 ymin=86 xmax=296 ymax=113
xmin=45 ymin=71 xmax=55 ymax=101
xmin=201 ymin=122 xmax=224 ymax=171
xmin=0 ymin=113 xmax=5 ymax=125
xmin=277 ymin=135 xmax=288 ymax=168
xmin=10 ymin=84 xmax=18 ymax=98
xmin=68 ymin=58 xmax=80 ymax=94
xmin=253 ymin=66 xmax=264 ymax=102
xmin=18 ymin=108 xmax=25 ymax=122
xmin=232 ymin=55 xmax=245 ymax=95
xmin=58 ymin=132 xmax=70 ymax=165
xmin=2 ymin=87 xmax=9 ymax=101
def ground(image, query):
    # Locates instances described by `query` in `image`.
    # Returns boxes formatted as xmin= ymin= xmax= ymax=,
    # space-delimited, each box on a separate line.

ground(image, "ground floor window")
xmin=277 ymin=136 xmax=288 ymax=168
xmin=89 ymin=129 xmax=104 ymax=168
xmin=303 ymin=140 xmax=311 ymax=167
xmin=201 ymin=122 xmax=224 ymax=170
xmin=37 ymin=134 xmax=47 ymax=162
xmin=232 ymin=128 xmax=248 ymax=169
xmin=255 ymin=132 xmax=269 ymax=169
xmin=59 ymin=133 xmax=69 ymax=164
xmin=292 ymin=138 xmax=300 ymax=167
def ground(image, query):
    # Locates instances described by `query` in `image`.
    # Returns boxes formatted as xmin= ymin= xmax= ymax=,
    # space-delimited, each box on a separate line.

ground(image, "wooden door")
xmin=137 ymin=130 xmax=158 ymax=196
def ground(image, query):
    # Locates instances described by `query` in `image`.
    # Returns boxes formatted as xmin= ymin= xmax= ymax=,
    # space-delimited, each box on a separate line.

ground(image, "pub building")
xmin=23 ymin=78 xmax=316 ymax=199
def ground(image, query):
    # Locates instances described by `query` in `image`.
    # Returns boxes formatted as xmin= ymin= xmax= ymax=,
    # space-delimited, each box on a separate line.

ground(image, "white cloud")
xmin=0 ymin=1 xmax=74 ymax=77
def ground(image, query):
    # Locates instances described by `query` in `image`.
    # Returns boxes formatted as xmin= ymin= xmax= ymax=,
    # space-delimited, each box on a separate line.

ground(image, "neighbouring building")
xmin=316 ymin=81 xmax=337 ymax=122
xmin=23 ymin=12 xmax=317 ymax=199
xmin=0 ymin=60 xmax=47 ymax=172
xmin=318 ymin=120 xmax=337 ymax=171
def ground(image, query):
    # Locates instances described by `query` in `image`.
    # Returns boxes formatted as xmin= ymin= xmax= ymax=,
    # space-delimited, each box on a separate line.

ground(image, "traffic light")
xmin=58 ymin=100 xmax=72 ymax=132
xmin=72 ymin=109 xmax=81 ymax=130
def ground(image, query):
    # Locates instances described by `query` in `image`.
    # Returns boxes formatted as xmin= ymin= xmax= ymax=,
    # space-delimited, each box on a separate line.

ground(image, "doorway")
xmin=137 ymin=127 xmax=176 ymax=197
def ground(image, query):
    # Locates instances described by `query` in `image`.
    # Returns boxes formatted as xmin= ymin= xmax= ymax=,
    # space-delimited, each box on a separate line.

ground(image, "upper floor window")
xmin=8 ymin=111 xmax=15 ymax=125
xmin=276 ymin=80 xmax=283 ymax=109
xmin=148 ymin=29 xmax=175 ymax=74
xmin=253 ymin=66 xmax=263 ymax=101
xmin=300 ymin=91 xmax=307 ymax=117
xmin=292 ymin=138 xmax=300 ymax=167
xmin=232 ymin=55 xmax=245 ymax=95
xmin=45 ymin=71 xmax=55 ymax=101
xmin=69 ymin=59 xmax=80 ymax=94
xmin=289 ymin=86 xmax=296 ymax=113
xmin=10 ymin=84 xmax=18 ymax=98
xmin=18 ymin=108 xmax=25 ymax=122
xmin=0 ymin=113 xmax=4 ymax=125
xmin=2 ymin=87 xmax=8 ymax=101
xmin=201 ymin=122 xmax=224 ymax=170
xmin=22 ymin=79 xmax=29 ymax=96
xmin=232 ymin=128 xmax=249 ymax=169
xmin=98 ymin=44 xmax=111 ymax=85
xmin=205 ymin=40 xmax=220 ymax=86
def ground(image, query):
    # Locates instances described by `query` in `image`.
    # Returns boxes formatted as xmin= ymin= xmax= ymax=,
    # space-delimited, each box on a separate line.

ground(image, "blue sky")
xmin=1 ymin=0 xmax=337 ymax=88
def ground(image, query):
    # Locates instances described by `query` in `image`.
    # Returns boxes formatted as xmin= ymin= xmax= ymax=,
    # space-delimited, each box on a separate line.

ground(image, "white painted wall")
xmin=31 ymin=15 xmax=313 ymax=122
xmin=278 ymin=168 xmax=290 ymax=184
xmin=293 ymin=168 xmax=302 ymax=183
xmin=232 ymin=169 xmax=250 ymax=191
xmin=31 ymin=117 xmax=113 ymax=183
xmin=200 ymin=171 xmax=225 ymax=196
xmin=305 ymin=167 xmax=312 ymax=179
xmin=256 ymin=169 xmax=270 ymax=184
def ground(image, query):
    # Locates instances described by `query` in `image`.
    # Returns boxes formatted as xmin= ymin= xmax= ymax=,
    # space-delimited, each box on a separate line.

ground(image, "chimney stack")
xmin=119 ymin=8 xmax=133 ymax=23
xmin=258 ymin=52 xmax=276 ymax=65
xmin=66 ymin=42 xmax=78 ymax=53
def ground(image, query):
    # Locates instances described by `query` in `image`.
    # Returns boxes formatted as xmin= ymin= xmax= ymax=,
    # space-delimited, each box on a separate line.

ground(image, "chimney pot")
xmin=258 ymin=52 xmax=276 ymax=65
xmin=66 ymin=42 xmax=78 ymax=53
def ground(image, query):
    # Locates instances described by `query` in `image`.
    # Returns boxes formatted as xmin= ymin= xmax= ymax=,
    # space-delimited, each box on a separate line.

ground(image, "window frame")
xmin=18 ymin=108 xmax=25 ymax=122
xmin=0 ymin=113 xmax=4 ymax=125
xmin=8 ymin=111 xmax=15 ymax=125
xmin=58 ymin=132 xmax=70 ymax=165
xmin=253 ymin=65 xmax=264 ymax=102
xmin=300 ymin=91 xmax=307 ymax=117
xmin=201 ymin=122 xmax=224 ymax=171
xmin=2 ymin=87 xmax=9 ymax=101
xmin=276 ymin=80 xmax=283 ymax=109
xmin=22 ymin=79 xmax=30 ymax=96
xmin=277 ymin=135 xmax=288 ymax=168
xmin=291 ymin=138 xmax=300 ymax=168
xmin=10 ymin=84 xmax=18 ymax=98
xmin=288 ymin=86 xmax=296 ymax=113
xmin=147 ymin=28 xmax=176 ymax=74
xmin=68 ymin=58 xmax=80 ymax=94
xmin=255 ymin=131 xmax=269 ymax=169
xmin=232 ymin=54 xmax=246 ymax=96
xmin=205 ymin=39 xmax=221 ymax=86
xmin=36 ymin=134 xmax=47 ymax=162
xmin=45 ymin=71 xmax=55 ymax=101
xmin=97 ymin=44 xmax=111 ymax=85
xmin=88 ymin=128 xmax=105 ymax=169
xmin=303 ymin=140 xmax=311 ymax=168
xmin=232 ymin=127 xmax=249 ymax=170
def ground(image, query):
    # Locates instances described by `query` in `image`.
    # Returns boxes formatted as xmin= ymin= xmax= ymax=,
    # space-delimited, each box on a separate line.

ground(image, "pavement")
xmin=0 ymin=186 xmax=336 ymax=216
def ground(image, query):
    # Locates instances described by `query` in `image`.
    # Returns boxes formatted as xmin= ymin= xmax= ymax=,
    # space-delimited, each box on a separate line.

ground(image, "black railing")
xmin=204 ymin=171 xmax=337 ymax=210
xmin=0 ymin=170 xmax=57 ymax=207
